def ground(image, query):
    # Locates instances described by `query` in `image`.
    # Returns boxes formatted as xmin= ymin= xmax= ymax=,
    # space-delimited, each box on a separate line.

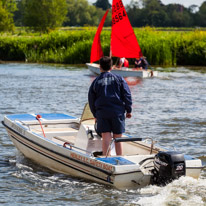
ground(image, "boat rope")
xmin=36 ymin=114 xmax=46 ymax=138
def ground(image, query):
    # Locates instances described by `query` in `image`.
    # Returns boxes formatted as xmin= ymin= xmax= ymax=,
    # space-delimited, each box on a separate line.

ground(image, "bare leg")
xmin=102 ymin=132 xmax=112 ymax=156
xmin=113 ymin=134 xmax=122 ymax=155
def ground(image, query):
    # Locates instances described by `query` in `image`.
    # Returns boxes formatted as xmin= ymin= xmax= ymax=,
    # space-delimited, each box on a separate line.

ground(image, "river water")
xmin=0 ymin=63 xmax=206 ymax=206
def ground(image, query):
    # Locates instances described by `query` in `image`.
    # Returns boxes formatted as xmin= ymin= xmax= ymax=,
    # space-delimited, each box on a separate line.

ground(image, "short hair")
xmin=100 ymin=56 xmax=112 ymax=71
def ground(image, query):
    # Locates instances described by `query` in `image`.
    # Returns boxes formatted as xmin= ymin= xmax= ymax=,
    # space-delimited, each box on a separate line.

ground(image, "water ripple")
xmin=0 ymin=63 xmax=206 ymax=205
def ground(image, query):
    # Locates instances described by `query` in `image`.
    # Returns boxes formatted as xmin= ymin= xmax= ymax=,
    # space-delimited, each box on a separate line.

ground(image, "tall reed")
xmin=0 ymin=28 xmax=205 ymax=66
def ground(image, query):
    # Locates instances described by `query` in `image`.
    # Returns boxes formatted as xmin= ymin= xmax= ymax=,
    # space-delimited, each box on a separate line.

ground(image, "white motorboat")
xmin=2 ymin=104 xmax=203 ymax=190
xmin=86 ymin=63 xmax=158 ymax=78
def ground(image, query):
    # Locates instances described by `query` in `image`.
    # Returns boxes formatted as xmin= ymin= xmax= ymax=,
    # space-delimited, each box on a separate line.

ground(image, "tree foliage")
xmin=93 ymin=0 xmax=111 ymax=10
xmin=0 ymin=0 xmax=16 ymax=32
xmin=21 ymin=0 xmax=67 ymax=32
xmin=2 ymin=0 xmax=206 ymax=32
xmin=64 ymin=0 xmax=111 ymax=26
xmin=126 ymin=0 xmax=206 ymax=27
xmin=0 ymin=0 xmax=17 ymax=13
xmin=65 ymin=0 xmax=99 ymax=26
xmin=198 ymin=2 xmax=206 ymax=26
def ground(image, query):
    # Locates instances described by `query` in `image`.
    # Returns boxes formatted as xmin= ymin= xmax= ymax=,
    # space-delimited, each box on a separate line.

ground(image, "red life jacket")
xmin=123 ymin=59 xmax=129 ymax=67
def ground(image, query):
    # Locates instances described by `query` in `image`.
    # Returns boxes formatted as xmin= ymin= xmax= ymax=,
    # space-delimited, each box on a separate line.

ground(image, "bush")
xmin=0 ymin=28 xmax=205 ymax=66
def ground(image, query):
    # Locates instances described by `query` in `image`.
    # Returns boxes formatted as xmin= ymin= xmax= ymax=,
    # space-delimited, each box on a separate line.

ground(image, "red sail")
xmin=111 ymin=0 xmax=142 ymax=58
xmin=90 ymin=10 xmax=109 ymax=63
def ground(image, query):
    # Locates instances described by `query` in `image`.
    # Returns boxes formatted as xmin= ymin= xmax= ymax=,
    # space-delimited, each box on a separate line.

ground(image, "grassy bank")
xmin=0 ymin=27 xmax=205 ymax=66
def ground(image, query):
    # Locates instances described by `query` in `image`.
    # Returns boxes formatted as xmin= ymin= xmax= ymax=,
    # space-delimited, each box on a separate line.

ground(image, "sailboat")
xmin=86 ymin=0 xmax=158 ymax=78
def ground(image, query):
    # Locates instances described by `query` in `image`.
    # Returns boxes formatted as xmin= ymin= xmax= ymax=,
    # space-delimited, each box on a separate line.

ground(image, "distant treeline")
xmin=126 ymin=0 xmax=206 ymax=28
xmin=0 ymin=28 xmax=205 ymax=66
xmin=0 ymin=0 xmax=206 ymax=33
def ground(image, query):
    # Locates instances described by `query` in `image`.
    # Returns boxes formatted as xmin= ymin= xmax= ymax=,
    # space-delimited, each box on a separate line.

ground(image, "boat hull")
xmin=6 ymin=128 xmax=113 ymax=186
xmin=2 ymin=113 xmax=203 ymax=189
xmin=86 ymin=63 xmax=158 ymax=78
xmin=3 ymin=115 xmax=151 ymax=190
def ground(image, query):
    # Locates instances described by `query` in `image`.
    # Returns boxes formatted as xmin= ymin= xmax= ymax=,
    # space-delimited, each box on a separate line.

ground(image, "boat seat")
xmin=53 ymin=135 xmax=76 ymax=145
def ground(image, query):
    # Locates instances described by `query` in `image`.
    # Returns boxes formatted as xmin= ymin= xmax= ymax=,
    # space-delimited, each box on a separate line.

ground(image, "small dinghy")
xmin=86 ymin=0 xmax=158 ymax=78
xmin=86 ymin=63 xmax=158 ymax=78
xmin=2 ymin=104 xmax=203 ymax=189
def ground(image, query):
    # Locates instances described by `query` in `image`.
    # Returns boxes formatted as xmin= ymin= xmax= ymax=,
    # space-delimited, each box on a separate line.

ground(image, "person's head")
xmin=100 ymin=56 xmax=112 ymax=71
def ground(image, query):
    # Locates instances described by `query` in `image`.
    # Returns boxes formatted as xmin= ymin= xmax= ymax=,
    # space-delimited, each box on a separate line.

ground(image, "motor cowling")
xmin=151 ymin=151 xmax=186 ymax=186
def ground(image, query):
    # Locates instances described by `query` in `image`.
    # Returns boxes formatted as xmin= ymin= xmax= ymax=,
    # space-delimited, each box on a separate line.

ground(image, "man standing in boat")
xmin=88 ymin=56 xmax=132 ymax=156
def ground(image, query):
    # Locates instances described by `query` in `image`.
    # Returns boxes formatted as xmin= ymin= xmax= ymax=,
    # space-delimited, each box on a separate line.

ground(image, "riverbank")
xmin=0 ymin=27 xmax=205 ymax=66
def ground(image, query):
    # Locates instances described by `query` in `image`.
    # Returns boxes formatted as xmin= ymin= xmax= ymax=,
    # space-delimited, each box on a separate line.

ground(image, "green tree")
xmin=188 ymin=4 xmax=199 ymax=13
xmin=93 ymin=0 xmax=111 ymax=10
xmin=0 ymin=0 xmax=17 ymax=13
xmin=13 ymin=0 xmax=24 ymax=26
xmin=139 ymin=0 xmax=169 ymax=26
xmin=64 ymin=0 xmax=111 ymax=26
xmin=165 ymin=4 xmax=194 ymax=27
xmin=141 ymin=0 xmax=163 ymax=8
xmin=66 ymin=0 xmax=96 ymax=26
xmin=126 ymin=0 xmax=200 ymax=27
xmin=22 ymin=0 xmax=67 ymax=32
xmin=126 ymin=0 xmax=146 ymax=27
xmin=198 ymin=1 xmax=206 ymax=26
xmin=0 ymin=1 xmax=15 ymax=31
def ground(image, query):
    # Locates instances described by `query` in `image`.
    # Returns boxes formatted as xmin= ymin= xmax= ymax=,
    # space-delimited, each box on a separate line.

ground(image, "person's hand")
xmin=126 ymin=113 xmax=132 ymax=118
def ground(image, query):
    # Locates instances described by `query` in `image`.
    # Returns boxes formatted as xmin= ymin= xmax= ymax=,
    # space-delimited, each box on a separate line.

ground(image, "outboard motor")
xmin=151 ymin=151 xmax=186 ymax=186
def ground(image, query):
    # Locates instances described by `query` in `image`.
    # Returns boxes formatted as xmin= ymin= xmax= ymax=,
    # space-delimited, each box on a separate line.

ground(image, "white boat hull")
xmin=2 ymin=112 xmax=202 ymax=189
xmin=7 ymin=129 xmax=114 ymax=186
xmin=86 ymin=63 xmax=158 ymax=78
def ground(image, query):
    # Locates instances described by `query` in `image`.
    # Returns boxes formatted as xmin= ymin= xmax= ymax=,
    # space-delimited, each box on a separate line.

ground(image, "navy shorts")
xmin=96 ymin=115 xmax=125 ymax=134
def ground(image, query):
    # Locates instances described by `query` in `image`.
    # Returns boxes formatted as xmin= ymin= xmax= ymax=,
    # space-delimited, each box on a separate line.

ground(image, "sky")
xmin=89 ymin=0 xmax=205 ymax=8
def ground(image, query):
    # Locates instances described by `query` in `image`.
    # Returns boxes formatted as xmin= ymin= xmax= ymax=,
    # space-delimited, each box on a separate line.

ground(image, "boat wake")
xmin=5 ymin=152 xmax=206 ymax=205
xmin=10 ymin=153 xmax=100 ymax=191
xmin=132 ymin=175 xmax=206 ymax=206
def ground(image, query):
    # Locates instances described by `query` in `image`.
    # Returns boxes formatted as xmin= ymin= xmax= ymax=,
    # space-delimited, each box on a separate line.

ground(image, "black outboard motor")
xmin=151 ymin=151 xmax=186 ymax=186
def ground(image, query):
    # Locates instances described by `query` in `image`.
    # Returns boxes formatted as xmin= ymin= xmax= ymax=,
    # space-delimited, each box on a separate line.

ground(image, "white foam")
xmin=130 ymin=176 xmax=206 ymax=206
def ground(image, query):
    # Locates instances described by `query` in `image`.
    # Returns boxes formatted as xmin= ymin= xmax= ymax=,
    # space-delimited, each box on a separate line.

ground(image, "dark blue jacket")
xmin=88 ymin=72 xmax=132 ymax=118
